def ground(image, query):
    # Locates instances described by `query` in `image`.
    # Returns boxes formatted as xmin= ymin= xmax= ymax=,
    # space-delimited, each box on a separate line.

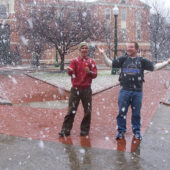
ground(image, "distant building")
xmin=0 ymin=0 xmax=151 ymax=65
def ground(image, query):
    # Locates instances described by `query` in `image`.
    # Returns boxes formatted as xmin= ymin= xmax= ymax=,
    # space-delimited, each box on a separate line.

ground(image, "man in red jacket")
xmin=59 ymin=42 xmax=97 ymax=137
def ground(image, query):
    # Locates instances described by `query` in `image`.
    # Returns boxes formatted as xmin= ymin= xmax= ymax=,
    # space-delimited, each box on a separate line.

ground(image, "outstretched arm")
xmin=98 ymin=48 xmax=112 ymax=67
xmin=154 ymin=59 xmax=170 ymax=70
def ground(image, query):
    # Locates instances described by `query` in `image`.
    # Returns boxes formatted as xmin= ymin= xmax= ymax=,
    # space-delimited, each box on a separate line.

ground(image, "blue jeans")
xmin=117 ymin=89 xmax=143 ymax=134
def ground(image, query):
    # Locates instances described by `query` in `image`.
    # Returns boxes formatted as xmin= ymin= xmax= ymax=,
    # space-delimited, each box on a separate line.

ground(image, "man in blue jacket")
xmin=100 ymin=41 xmax=170 ymax=140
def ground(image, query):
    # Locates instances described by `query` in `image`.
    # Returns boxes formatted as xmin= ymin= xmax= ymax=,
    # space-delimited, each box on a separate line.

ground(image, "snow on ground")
xmin=28 ymin=70 xmax=120 ymax=94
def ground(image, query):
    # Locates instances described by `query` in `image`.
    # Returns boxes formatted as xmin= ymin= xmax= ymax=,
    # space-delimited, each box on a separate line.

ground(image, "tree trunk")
xmin=36 ymin=54 xmax=40 ymax=67
xmin=60 ymin=53 xmax=65 ymax=71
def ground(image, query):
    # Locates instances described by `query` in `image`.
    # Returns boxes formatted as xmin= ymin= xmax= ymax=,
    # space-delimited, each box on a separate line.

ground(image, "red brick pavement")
xmin=0 ymin=70 xmax=169 ymax=152
xmin=0 ymin=74 xmax=69 ymax=104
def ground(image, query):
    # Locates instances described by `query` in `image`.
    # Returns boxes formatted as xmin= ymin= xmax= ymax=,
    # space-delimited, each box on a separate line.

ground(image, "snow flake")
xmin=79 ymin=148 xmax=85 ymax=154
xmin=72 ymin=110 xmax=76 ymax=114
xmin=27 ymin=18 xmax=33 ymax=29
xmin=96 ymin=111 xmax=100 ymax=116
xmin=33 ymin=0 xmax=37 ymax=5
xmin=26 ymin=154 xmax=31 ymax=159
xmin=8 ymin=75 xmax=17 ymax=84
xmin=121 ymin=107 xmax=125 ymax=112
xmin=161 ymin=137 xmax=165 ymax=140
xmin=82 ymin=12 xmax=87 ymax=17
xmin=133 ymin=140 xmax=136 ymax=144
xmin=58 ymin=88 xmax=65 ymax=96
xmin=150 ymin=122 xmax=153 ymax=125
xmin=165 ymin=81 xmax=169 ymax=88
xmin=28 ymin=137 xmax=32 ymax=141
xmin=20 ymin=35 xmax=29 ymax=46
xmin=105 ymin=136 xmax=109 ymax=141
xmin=165 ymin=130 xmax=169 ymax=134
xmin=138 ymin=76 xmax=142 ymax=81
xmin=38 ymin=140 xmax=45 ymax=149
xmin=53 ymin=94 xmax=57 ymax=99
xmin=72 ymin=74 xmax=76 ymax=78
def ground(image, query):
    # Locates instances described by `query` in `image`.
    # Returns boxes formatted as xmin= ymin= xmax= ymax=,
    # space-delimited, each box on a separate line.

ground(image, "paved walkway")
xmin=0 ymin=66 xmax=170 ymax=169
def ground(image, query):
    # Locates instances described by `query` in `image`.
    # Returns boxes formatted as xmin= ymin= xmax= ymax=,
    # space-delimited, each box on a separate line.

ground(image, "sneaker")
xmin=116 ymin=132 xmax=125 ymax=140
xmin=134 ymin=133 xmax=142 ymax=140
xmin=59 ymin=131 xmax=70 ymax=137
xmin=80 ymin=131 xmax=89 ymax=136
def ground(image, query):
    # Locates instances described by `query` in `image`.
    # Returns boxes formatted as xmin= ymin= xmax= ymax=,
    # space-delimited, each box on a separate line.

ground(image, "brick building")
xmin=0 ymin=0 xmax=151 ymax=65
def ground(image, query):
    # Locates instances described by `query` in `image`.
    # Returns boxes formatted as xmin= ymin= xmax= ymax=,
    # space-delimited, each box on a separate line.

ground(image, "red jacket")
xmin=68 ymin=56 xmax=97 ymax=89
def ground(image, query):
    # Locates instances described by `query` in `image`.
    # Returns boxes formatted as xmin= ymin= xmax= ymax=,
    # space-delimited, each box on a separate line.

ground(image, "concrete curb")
xmin=0 ymin=97 xmax=12 ymax=105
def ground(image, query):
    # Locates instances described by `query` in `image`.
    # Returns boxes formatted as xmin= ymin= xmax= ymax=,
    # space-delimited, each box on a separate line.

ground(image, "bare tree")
xmin=149 ymin=2 xmax=170 ymax=61
xmin=105 ymin=21 xmax=113 ymax=59
xmin=17 ymin=2 xmax=105 ymax=71
xmin=16 ymin=9 xmax=53 ymax=67
xmin=144 ymin=0 xmax=170 ymax=62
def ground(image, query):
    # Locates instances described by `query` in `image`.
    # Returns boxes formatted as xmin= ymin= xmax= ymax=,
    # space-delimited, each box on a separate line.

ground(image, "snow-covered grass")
xmin=28 ymin=70 xmax=120 ymax=94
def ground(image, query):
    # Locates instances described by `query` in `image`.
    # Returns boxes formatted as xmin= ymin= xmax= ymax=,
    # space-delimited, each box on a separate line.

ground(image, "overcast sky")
xmin=141 ymin=0 xmax=170 ymax=10
xmin=164 ymin=0 xmax=170 ymax=9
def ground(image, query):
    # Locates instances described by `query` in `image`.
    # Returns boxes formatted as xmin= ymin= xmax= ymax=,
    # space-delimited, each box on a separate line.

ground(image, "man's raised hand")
xmin=67 ymin=66 xmax=73 ymax=72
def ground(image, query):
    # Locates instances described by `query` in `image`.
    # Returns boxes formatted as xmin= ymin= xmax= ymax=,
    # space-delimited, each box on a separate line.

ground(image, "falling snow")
xmin=38 ymin=140 xmax=45 ymax=149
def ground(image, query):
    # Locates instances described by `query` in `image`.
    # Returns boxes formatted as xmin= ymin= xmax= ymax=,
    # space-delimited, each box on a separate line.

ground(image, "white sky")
xmin=141 ymin=0 xmax=170 ymax=10
xmin=164 ymin=1 xmax=170 ymax=9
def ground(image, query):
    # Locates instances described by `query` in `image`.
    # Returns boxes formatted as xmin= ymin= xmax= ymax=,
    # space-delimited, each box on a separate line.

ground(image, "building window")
xmin=70 ymin=12 xmax=77 ymax=21
xmin=121 ymin=10 xmax=126 ymax=21
xmin=120 ymin=9 xmax=126 ymax=41
xmin=105 ymin=25 xmax=111 ymax=40
xmin=136 ymin=12 xmax=141 ymax=40
xmin=121 ymin=0 xmax=126 ymax=4
xmin=120 ymin=28 xmax=126 ymax=41
xmin=0 ymin=5 xmax=7 ymax=18
xmin=136 ymin=29 xmax=141 ymax=40
xmin=0 ymin=24 xmax=11 ymax=65
xmin=105 ymin=8 xmax=111 ymax=20
xmin=136 ymin=12 xmax=141 ymax=23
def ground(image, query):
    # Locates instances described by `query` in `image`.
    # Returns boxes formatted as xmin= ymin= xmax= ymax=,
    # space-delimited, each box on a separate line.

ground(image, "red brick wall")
xmin=0 ymin=0 xmax=151 ymax=65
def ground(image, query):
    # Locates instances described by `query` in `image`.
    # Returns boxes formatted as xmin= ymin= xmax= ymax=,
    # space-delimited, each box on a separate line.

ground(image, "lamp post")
xmin=112 ymin=5 xmax=119 ymax=74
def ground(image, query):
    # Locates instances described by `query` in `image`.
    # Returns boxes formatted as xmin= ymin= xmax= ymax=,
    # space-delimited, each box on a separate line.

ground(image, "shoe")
xmin=80 ymin=131 xmax=89 ymax=136
xmin=59 ymin=131 xmax=70 ymax=137
xmin=116 ymin=132 xmax=125 ymax=140
xmin=134 ymin=133 xmax=142 ymax=140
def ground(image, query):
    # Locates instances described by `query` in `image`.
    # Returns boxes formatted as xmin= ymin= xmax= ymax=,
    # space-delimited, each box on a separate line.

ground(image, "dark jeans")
xmin=61 ymin=87 xmax=92 ymax=134
xmin=117 ymin=89 xmax=143 ymax=134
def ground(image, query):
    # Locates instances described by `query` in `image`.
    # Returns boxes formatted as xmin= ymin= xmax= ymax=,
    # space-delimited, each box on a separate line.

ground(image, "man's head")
xmin=127 ymin=41 xmax=139 ymax=57
xmin=79 ymin=42 xmax=89 ymax=58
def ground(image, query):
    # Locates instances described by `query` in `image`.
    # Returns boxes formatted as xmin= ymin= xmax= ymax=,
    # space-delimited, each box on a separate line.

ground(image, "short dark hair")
xmin=130 ymin=41 xmax=139 ymax=50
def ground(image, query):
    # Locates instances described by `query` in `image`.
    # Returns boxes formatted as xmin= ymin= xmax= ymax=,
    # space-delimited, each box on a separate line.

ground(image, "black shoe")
xmin=116 ymin=132 xmax=125 ymax=140
xmin=134 ymin=133 xmax=142 ymax=140
xmin=59 ymin=131 xmax=70 ymax=137
xmin=80 ymin=131 xmax=89 ymax=136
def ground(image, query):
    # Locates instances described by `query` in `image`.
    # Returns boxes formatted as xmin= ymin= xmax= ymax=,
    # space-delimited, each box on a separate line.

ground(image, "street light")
xmin=112 ymin=5 xmax=119 ymax=74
